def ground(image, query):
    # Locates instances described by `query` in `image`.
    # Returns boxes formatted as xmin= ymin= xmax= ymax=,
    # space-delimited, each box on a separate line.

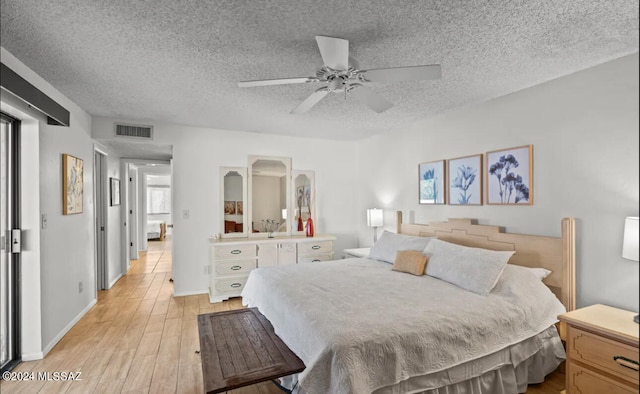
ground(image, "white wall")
xmin=1 ymin=47 xmax=101 ymax=356
xmin=92 ymin=120 xmax=359 ymax=295
xmin=356 ymin=53 xmax=639 ymax=312
xmin=106 ymin=151 xmax=123 ymax=286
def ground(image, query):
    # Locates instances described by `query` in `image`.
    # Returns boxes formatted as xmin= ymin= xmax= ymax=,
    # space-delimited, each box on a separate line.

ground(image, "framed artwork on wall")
xmin=448 ymin=154 xmax=482 ymax=205
xmin=110 ymin=178 xmax=121 ymax=206
xmin=224 ymin=201 xmax=236 ymax=215
xmin=486 ymin=145 xmax=533 ymax=205
xmin=418 ymin=160 xmax=446 ymax=205
xmin=62 ymin=153 xmax=84 ymax=215
xmin=236 ymin=201 xmax=243 ymax=215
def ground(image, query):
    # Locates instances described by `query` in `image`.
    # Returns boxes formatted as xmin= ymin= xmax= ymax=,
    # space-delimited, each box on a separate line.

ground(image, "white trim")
xmin=41 ymin=299 xmax=97 ymax=357
xmin=172 ymin=289 xmax=209 ymax=297
xmin=108 ymin=273 xmax=123 ymax=289
xmin=21 ymin=352 xmax=44 ymax=362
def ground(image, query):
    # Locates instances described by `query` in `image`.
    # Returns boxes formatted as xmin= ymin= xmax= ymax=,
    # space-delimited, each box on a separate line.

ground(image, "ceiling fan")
xmin=238 ymin=36 xmax=442 ymax=114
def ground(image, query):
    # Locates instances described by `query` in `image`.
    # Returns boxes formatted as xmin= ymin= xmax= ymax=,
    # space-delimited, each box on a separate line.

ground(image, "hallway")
xmin=0 ymin=237 xmax=280 ymax=393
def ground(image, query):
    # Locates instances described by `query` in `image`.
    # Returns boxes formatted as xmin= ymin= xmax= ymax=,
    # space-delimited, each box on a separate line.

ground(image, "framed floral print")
xmin=418 ymin=160 xmax=446 ymax=205
xmin=486 ymin=145 xmax=533 ymax=205
xmin=63 ymin=153 xmax=84 ymax=215
xmin=448 ymin=154 xmax=482 ymax=205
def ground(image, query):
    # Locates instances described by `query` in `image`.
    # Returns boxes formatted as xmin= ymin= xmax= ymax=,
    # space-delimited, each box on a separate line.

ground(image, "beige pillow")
xmin=392 ymin=250 xmax=428 ymax=276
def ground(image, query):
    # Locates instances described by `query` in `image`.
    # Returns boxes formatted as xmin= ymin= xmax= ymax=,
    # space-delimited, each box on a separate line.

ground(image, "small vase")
xmin=297 ymin=216 xmax=304 ymax=231
xmin=305 ymin=217 xmax=314 ymax=237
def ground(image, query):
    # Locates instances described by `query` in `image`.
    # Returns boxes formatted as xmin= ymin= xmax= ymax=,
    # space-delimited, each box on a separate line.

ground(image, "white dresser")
xmin=209 ymin=235 xmax=336 ymax=303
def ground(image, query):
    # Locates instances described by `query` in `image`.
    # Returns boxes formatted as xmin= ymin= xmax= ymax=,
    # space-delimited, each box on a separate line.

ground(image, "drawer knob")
xmin=230 ymin=283 xmax=242 ymax=288
xmin=613 ymin=356 xmax=639 ymax=371
xmin=230 ymin=265 xmax=242 ymax=270
xmin=230 ymin=250 xmax=242 ymax=255
xmin=312 ymin=259 xmax=320 ymax=262
xmin=311 ymin=245 xmax=321 ymax=250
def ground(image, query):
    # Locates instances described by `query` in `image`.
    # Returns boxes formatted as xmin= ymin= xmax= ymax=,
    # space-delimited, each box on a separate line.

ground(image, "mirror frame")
xmin=247 ymin=155 xmax=292 ymax=238
xmin=220 ymin=167 xmax=248 ymax=239
xmin=291 ymin=170 xmax=316 ymax=236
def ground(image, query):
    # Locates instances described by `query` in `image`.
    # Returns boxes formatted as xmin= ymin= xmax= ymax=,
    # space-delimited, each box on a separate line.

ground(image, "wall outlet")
xmin=41 ymin=214 xmax=47 ymax=229
xmin=78 ymin=281 xmax=83 ymax=293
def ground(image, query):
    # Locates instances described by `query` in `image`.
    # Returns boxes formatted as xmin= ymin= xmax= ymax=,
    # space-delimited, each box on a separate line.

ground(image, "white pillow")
xmin=424 ymin=239 xmax=515 ymax=295
xmin=369 ymin=231 xmax=434 ymax=264
xmin=512 ymin=265 xmax=551 ymax=281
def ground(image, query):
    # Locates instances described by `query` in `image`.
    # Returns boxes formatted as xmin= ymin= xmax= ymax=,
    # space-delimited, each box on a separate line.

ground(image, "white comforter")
xmin=241 ymin=258 xmax=566 ymax=394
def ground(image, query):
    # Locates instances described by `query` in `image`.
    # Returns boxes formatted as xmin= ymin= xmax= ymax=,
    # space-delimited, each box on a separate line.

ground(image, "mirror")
xmin=220 ymin=167 xmax=248 ymax=238
xmin=248 ymin=156 xmax=291 ymax=237
xmin=291 ymin=170 xmax=315 ymax=236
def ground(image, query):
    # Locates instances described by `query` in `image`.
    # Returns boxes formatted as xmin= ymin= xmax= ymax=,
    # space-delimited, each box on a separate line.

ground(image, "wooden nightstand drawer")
xmin=569 ymin=326 xmax=640 ymax=383
xmin=567 ymin=360 xmax=638 ymax=394
xmin=214 ymin=244 xmax=256 ymax=259
xmin=212 ymin=277 xmax=248 ymax=294
xmin=298 ymin=254 xmax=333 ymax=263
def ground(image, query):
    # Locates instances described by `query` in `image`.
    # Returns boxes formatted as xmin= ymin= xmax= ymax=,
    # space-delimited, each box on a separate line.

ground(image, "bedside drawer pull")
xmin=312 ymin=259 xmax=321 ymax=262
xmin=311 ymin=245 xmax=321 ymax=250
xmin=230 ymin=265 xmax=242 ymax=270
xmin=230 ymin=283 xmax=242 ymax=288
xmin=230 ymin=250 xmax=242 ymax=255
xmin=613 ymin=356 xmax=640 ymax=371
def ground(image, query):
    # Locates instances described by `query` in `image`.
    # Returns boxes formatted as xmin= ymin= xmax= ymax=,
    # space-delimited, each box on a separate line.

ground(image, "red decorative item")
xmin=297 ymin=216 xmax=304 ymax=231
xmin=305 ymin=217 xmax=314 ymax=237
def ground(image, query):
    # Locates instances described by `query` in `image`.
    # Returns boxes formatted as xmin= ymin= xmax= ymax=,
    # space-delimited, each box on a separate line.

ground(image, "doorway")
xmin=94 ymin=149 xmax=108 ymax=290
xmin=1 ymin=112 xmax=20 ymax=372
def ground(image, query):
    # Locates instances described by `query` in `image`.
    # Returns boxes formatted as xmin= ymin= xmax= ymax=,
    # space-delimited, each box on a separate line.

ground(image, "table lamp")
xmin=367 ymin=208 xmax=383 ymax=243
xmin=622 ymin=216 xmax=639 ymax=323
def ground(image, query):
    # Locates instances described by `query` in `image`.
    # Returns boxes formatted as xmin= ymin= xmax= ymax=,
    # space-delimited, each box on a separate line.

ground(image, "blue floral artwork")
xmin=448 ymin=154 xmax=482 ymax=205
xmin=486 ymin=145 xmax=533 ymax=205
xmin=419 ymin=160 xmax=446 ymax=204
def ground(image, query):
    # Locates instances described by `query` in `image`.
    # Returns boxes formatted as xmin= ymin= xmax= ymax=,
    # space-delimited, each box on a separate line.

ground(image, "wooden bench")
xmin=197 ymin=308 xmax=305 ymax=394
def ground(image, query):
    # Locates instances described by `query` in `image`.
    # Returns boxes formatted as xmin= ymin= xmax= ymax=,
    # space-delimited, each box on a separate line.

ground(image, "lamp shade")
xmin=622 ymin=217 xmax=639 ymax=261
xmin=367 ymin=208 xmax=383 ymax=227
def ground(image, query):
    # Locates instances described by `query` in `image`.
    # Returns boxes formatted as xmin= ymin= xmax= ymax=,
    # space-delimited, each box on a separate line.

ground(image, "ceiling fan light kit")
xmin=238 ymin=36 xmax=441 ymax=114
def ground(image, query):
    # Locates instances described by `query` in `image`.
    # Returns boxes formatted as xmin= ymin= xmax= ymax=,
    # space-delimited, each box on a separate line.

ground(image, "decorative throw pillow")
xmin=369 ymin=231 xmax=434 ymax=264
xmin=424 ymin=238 xmax=515 ymax=295
xmin=392 ymin=250 xmax=428 ymax=276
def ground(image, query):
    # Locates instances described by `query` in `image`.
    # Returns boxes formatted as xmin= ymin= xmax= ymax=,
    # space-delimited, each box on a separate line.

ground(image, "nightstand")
xmin=342 ymin=247 xmax=371 ymax=259
xmin=558 ymin=304 xmax=639 ymax=394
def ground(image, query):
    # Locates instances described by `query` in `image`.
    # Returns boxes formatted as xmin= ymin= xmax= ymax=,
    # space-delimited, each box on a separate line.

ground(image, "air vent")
xmin=114 ymin=123 xmax=153 ymax=139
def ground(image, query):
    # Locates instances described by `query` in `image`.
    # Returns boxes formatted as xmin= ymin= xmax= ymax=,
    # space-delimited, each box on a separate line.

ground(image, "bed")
xmin=241 ymin=213 xmax=575 ymax=394
xmin=147 ymin=220 xmax=166 ymax=241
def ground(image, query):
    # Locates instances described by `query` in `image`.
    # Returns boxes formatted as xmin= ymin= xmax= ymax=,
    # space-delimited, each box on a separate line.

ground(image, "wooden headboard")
xmin=396 ymin=212 xmax=576 ymax=313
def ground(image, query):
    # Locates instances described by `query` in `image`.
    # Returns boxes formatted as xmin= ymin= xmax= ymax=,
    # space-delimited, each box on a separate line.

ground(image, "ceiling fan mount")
xmin=238 ymin=36 xmax=441 ymax=114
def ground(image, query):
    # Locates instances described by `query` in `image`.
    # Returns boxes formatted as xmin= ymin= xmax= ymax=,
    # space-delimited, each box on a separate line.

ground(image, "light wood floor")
xmin=1 ymin=237 xmax=565 ymax=393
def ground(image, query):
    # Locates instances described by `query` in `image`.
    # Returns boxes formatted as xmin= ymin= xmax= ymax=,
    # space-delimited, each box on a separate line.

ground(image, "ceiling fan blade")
xmin=315 ymin=36 xmax=349 ymax=71
xmin=350 ymin=87 xmax=393 ymax=113
xmin=291 ymin=88 xmax=329 ymax=114
xmin=238 ymin=77 xmax=317 ymax=88
xmin=361 ymin=65 xmax=442 ymax=83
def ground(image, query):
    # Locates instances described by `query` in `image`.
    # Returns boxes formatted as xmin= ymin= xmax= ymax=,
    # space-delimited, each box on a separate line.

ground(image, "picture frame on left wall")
xmin=110 ymin=178 xmax=121 ymax=206
xmin=63 ymin=153 xmax=84 ymax=215
xmin=418 ymin=160 xmax=446 ymax=205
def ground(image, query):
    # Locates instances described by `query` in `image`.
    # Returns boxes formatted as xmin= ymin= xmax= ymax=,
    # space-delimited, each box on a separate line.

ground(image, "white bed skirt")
xmin=281 ymin=325 xmax=565 ymax=394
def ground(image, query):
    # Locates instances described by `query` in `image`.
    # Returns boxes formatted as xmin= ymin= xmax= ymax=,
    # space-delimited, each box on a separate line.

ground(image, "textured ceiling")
xmin=1 ymin=0 xmax=638 ymax=142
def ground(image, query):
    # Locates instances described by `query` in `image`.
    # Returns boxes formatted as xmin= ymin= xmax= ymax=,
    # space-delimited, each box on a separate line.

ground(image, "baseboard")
xmin=172 ymin=289 xmax=209 ymax=297
xmin=41 ymin=298 xmax=97 ymax=357
xmin=21 ymin=352 xmax=44 ymax=361
xmin=108 ymin=273 xmax=123 ymax=289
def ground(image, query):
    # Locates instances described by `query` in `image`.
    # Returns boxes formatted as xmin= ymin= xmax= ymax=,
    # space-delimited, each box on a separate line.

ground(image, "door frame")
xmin=93 ymin=147 xmax=108 ymax=291
xmin=0 ymin=112 xmax=21 ymax=372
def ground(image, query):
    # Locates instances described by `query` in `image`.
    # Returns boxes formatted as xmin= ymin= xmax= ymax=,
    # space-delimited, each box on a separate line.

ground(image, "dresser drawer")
xmin=567 ymin=360 xmax=638 ymax=394
xmin=298 ymin=240 xmax=332 ymax=255
xmin=212 ymin=277 xmax=248 ymax=294
xmin=214 ymin=260 xmax=256 ymax=276
xmin=214 ymin=244 xmax=256 ymax=259
xmin=299 ymin=254 xmax=334 ymax=263
xmin=568 ymin=326 xmax=640 ymax=384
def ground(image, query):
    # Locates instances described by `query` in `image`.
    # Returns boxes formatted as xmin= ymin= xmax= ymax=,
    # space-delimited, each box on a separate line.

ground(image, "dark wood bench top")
xmin=197 ymin=307 xmax=305 ymax=394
